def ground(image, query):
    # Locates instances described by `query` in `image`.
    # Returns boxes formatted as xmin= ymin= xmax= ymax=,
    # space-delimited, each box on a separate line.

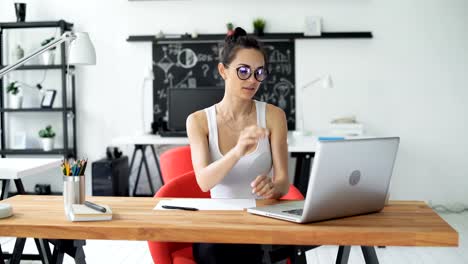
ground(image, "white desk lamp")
xmin=295 ymin=74 xmax=333 ymax=136
xmin=0 ymin=31 xmax=96 ymax=79
xmin=0 ymin=32 xmax=95 ymax=215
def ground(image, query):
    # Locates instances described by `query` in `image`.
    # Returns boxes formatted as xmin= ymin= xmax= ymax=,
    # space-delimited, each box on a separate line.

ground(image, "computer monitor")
xmin=167 ymin=87 xmax=225 ymax=132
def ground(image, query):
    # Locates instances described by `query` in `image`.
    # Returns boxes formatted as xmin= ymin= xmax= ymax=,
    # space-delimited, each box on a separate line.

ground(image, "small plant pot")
xmin=42 ymin=50 xmax=55 ymax=65
xmin=254 ymin=28 xmax=264 ymax=36
xmin=10 ymin=94 xmax=23 ymax=109
xmin=41 ymin=138 xmax=54 ymax=151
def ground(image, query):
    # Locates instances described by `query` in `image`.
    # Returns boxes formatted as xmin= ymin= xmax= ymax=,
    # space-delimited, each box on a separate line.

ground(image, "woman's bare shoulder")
xmin=186 ymin=110 xmax=208 ymax=134
xmin=265 ymin=103 xmax=286 ymax=120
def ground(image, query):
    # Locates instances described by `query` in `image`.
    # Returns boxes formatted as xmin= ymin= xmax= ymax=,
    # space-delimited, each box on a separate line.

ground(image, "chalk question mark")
xmin=202 ymin=64 xmax=209 ymax=77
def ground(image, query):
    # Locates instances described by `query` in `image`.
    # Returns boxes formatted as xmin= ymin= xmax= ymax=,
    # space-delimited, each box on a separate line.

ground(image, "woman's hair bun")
xmin=233 ymin=27 xmax=247 ymax=37
xmin=225 ymin=27 xmax=247 ymax=43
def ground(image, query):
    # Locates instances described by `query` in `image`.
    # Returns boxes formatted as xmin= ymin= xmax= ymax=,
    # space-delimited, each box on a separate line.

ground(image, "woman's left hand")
xmin=251 ymin=175 xmax=276 ymax=199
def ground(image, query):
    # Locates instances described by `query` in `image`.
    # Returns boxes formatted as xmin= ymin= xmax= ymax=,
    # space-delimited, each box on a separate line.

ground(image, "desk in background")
xmin=111 ymin=133 xmax=318 ymax=196
xmin=0 ymin=195 xmax=459 ymax=264
xmin=0 ymin=158 xmax=61 ymax=199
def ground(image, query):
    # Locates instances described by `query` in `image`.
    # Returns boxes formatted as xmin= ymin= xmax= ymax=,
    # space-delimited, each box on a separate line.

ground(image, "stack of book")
xmin=330 ymin=123 xmax=364 ymax=136
xmin=69 ymin=203 xmax=112 ymax=222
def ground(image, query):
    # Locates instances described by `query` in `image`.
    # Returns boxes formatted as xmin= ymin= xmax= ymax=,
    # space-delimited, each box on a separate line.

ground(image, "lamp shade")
xmin=322 ymin=74 xmax=333 ymax=89
xmin=68 ymin=32 xmax=96 ymax=65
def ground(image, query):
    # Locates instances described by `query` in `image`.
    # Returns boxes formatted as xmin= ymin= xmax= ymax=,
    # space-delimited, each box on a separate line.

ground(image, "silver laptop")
xmin=247 ymin=137 xmax=399 ymax=223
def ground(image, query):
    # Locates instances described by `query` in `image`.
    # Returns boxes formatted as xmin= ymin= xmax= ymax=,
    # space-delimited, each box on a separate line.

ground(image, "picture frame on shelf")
xmin=41 ymin=89 xmax=57 ymax=108
xmin=12 ymin=131 xmax=27 ymax=149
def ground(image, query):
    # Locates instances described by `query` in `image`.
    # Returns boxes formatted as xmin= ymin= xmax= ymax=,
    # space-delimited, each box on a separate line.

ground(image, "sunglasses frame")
xmin=224 ymin=63 xmax=268 ymax=82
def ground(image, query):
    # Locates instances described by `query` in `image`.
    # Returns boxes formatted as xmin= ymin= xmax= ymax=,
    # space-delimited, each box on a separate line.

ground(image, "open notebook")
xmin=69 ymin=204 xmax=112 ymax=222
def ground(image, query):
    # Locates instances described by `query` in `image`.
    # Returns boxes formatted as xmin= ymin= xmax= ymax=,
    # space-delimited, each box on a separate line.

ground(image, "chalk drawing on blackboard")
xmin=202 ymin=64 xmax=210 ymax=77
xmin=267 ymin=75 xmax=277 ymax=85
xmin=273 ymin=78 xmax=293 ymax=110
xmin=168 ymin=43 xmax=182 ymax=56
xmin=177 ymin=48 xmax=198 ymax=69
xmin=167 ymin=73 xmax=174 ymax=88
xmin=290 ymin=95 xmax=296 ymax=114
xmin=259 ymin=94 xmax=275 ymax=103
xmin=174 ymin=71 xmax=194 ymax=88
xmin=155 ymin=46 xmax=175 ymax=83
xmin=188 ymin=78 xmax=197 ymax=88
xmin=212 ymin=45 xmax=222 ymax=61
xmin=157 ymin=87 xmax=167 ymax=99
xmin=154 ymin=104 xmax=162 ymax=115
xmin=269 ymin=49 xmax=291 ymax=64
xmin=198 ymin=53 xmax=214 ymax=62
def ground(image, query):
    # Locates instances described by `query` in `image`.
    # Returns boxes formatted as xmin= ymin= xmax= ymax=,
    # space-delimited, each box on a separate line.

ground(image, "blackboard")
xmin=152 ymin=38 xmax=296 ymax=130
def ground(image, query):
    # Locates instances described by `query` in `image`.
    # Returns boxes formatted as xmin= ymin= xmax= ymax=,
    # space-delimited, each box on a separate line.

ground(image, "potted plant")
xmin=41 ymin=37 xmax=56 ymax=65
xmin=226 ymin=22 xmax=235 ymax=36
xmin=253 ymin=18 xmax=266 ymax=36
xmin=38 ymin=125 xmax=56 ymax=151
xmin=6 ymin=81 xmax=23 ymax=109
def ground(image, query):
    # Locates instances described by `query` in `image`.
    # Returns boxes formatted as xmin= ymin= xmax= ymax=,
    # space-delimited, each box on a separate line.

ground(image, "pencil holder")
xmin=63 ymin=175 xmax=85 ymax=219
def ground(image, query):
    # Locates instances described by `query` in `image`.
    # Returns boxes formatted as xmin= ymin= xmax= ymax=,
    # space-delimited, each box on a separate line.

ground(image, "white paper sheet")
xmin=154 ymin=198 xmax=256 ymax=211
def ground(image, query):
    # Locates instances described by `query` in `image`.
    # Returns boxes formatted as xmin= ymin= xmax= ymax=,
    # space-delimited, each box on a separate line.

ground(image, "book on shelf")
xmin=69 ymin=204 xmax=112 ymax=222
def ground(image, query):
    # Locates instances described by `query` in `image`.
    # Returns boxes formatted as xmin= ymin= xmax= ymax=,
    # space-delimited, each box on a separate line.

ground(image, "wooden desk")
xmin=0 ymin=196 xmax=458 ymax=263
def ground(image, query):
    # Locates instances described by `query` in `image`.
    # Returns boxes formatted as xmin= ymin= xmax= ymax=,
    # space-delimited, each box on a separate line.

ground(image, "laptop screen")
xmin=167 ymin=87 xmax=225 ymax=131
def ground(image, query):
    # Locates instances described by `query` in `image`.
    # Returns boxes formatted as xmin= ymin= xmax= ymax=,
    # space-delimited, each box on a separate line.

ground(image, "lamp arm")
xmin=0 ymin=32 xmax=76 ymax=79
xmin=301 ymin=77 xmax=321 ymax=90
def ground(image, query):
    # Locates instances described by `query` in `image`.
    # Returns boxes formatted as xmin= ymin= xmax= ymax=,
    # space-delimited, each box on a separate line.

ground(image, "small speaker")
xmin=92 ymin=156 xmax=129 ymax=196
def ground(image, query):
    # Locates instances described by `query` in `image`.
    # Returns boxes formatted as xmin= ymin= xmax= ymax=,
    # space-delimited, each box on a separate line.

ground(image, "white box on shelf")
xmin=304 ymin=16 xmax=322 ymax=36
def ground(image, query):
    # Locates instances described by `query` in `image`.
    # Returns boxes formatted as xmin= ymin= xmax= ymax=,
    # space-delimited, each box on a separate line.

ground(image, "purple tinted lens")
xmin=255 ymin=68 xmax=267 ymax=82
xmin=237 ymin=66 xmax=251 ymax=80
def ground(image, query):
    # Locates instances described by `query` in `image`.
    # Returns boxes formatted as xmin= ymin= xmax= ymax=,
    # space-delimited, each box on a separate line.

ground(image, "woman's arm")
xmin=186 ymin=111 xmax=240 ymax=192
xmin=251 ymin=105 xmax=290 ymax=198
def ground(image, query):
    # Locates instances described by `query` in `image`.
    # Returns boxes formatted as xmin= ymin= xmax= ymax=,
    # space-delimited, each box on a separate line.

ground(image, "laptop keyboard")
xmin=282 ymin=209 xmax=303 ymax=216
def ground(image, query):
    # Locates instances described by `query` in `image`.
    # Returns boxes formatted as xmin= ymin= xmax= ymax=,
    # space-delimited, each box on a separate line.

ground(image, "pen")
xmin=162 ymin=205 xmax=198 ymax=211
xmin=84 ymin=201 xmax=107 ymax=213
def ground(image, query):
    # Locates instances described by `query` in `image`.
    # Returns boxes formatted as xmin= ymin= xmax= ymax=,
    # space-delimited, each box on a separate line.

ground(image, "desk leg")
xmin=291 ymin=152 xmax=314 ymax=197
xmin=361 ymin=246 xmax=379 ymax=264
xmin=150 ymin=145 xmax=163 ymax=185
xmin=132 ymin=145 xmax=156 ymax=196
xmin=335 ymin=246 xmax=379 ymax=264
xmin=35 ymin=238 xmax=52 ymax=264
xmin=9 ymin=237 xmax=26 ymax=264
xmin=51 ymin=239 xmax=86 ymax=264
xmin=336 ymin=246 xmax=351 ymax=264
xmin=141 ymin=146 xmax=155 ymax=195
xmin=128 ymin=146 xmax=139 ymax=177
xmin=14 ymin=179 xmax=25 ymax=194
xmin=0 ymin=179 xmax=10 ymax=200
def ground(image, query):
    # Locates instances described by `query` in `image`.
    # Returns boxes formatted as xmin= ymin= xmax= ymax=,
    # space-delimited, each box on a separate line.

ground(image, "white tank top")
xmin=205 ymin=100 xmax=272 ymax=198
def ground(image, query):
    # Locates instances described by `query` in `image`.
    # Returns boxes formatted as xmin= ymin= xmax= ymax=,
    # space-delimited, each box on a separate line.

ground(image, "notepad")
xmin=69 ymin=204 xmax=112 ymax=221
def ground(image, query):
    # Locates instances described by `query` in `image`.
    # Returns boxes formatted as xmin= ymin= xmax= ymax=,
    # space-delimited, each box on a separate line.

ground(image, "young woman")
xmin=186 ymin=27 xmax=290 ymax=264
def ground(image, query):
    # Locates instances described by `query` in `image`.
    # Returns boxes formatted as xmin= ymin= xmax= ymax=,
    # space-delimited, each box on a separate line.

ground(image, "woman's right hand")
xmin=233 ymin=125 xmax=269 ymax=157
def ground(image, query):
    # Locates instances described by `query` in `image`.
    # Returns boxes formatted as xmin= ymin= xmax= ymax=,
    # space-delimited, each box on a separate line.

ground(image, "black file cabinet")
xmin=92 ymin=156 xmax=129 ymax=196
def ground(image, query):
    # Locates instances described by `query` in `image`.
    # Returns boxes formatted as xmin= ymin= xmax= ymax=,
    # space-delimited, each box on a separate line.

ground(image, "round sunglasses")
xmin=224 ymin=64 xmax=268 ymax=82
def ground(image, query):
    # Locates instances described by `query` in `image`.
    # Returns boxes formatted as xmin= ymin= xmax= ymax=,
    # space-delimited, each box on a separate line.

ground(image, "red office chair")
xmin=148 ymin=170 xmax=209 ymax=264
xmin=280 ymin=184 xmax=304 ymax=200
xmin=148 ymin=170 xmax=303 ymax=264
xmin=159 ymin=146 xmax=193 ymax=185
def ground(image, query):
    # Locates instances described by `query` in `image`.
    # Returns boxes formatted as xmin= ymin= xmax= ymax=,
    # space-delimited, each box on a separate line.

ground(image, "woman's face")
xmin=219 ymin=48 xmax=266 ymax=100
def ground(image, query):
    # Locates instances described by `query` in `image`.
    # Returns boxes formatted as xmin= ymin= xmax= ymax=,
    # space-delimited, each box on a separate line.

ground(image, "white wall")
xmin=1 ymin=0 xmax=467 ymax=204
